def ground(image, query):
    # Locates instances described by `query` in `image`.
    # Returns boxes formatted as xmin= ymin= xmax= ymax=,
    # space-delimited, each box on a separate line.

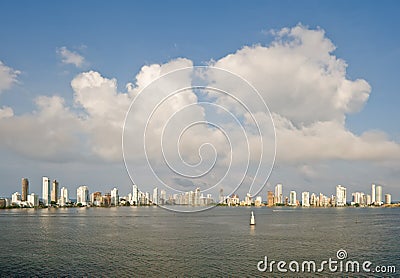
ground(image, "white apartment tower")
xmin=111 ymin=187 xmax=119 ymax=206
xmin=152 ymin=187 xmax=158 ymax=205
xmin=59 ymin=187 xmax=69 ymax=206
xmin=42 ymin=176 xmax=51 ymax=206
xmin=302 ymin=191 xmax=310 ymax=207
xmin=371 ymin=184 xmax=376 ymax=205
xmin=336 ymin=185 xmax=347 ymax=207
xmin=77 ymin=185 xmax=89 ymax=206
xmin=275 ymin=183 xmax=283 ymax=204
xmin=375 ymin=185 xmax=383 ymax=206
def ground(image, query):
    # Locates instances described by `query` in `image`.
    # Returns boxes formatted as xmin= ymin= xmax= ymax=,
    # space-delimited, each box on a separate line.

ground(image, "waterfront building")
xmin=376 ymin=185 xmax=383 ymax=206
xmin=160 ymin=189 xmax=166 ymax=205
xmin=227 ymin=194 xmax=240 ymax=206
xmin=103 ymin=193 xmax=111 ymax=206
xmin=27 ymin=193 xmax=39 ymax=207
xmin=366 ymin=194 xmax=371 ymax=205
xmin=111 ymin=187 xmax=119 ymax=206
xmin=371 ymin=184 xmax=376 ymax=204
xmin=12 ymin=192 xmax=21 ymax=204
xmin=310 ymin=193 xmax=317 ymax=206
xmin=245 ymin=193 xmax=252 ymax=206
xmin=301 ymin=191 xmax=310 ymax=207
xmin=336 ymin=185 xmax=346 ymax=207
xmin=132 ymin=184 xmax=139 ymax=205
xmin=21 ymin=178 xmax=29 ymax=202
xmin=255 ymin=196 xmax=262 ymax=206
xmin=275 ymin=184 xmax=283 ymax=204
xmin=51 ymin=180 xmax=59 ymax=203
xmin=76 ymin=185 xmax=89 ymax=206
xmin=91 ymin=192 xmax=102 ymax=206
xmin=59 ymin=187 xmax=69 ymax=206
xmin=152 ymin=187 xmax=158 ymax=205
xmin=42 ymin=176 xmax=51 ymax=206
xmin=289 ymin=191 xmax=297 ymax=206
xmin=385 ymin=194 xmax=391 ymax=205
xmin=267 ymin=191 xmax=274 ymax=207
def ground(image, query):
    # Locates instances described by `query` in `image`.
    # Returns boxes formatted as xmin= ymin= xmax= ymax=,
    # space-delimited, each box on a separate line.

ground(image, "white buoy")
xmin=250 ymin=211 xmax=255 ymax=225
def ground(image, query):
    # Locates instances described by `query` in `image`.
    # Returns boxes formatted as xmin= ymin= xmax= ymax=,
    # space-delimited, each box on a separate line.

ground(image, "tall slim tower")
xmin=336 ymin=185 xmax=347 ymax=207
xmin=302 ymin=191 xmax=310 ymax=207
xmin=132 ymin=184 xmax=139 ymax=205
xmin=371 ymin=184 xmax=376 ymax=205
xmin=111 ymin=187 xmax=119 ymax=206
xmin=42 ymin=177 xmax=51 ymax=206
xmin=289 ymin=190 xmax=297 ymax=206
xmin=76 ymin=185 xmax=89 ymax=206
xmin=51 ymin=180 xmax=59 ymax=203
xmin=21 ymin=178 xmax=29 ymax=202
xmin=275 ymin=184 xmax=283 ymax=204
xmin=375 ymin=185 xmax=383 ymax=206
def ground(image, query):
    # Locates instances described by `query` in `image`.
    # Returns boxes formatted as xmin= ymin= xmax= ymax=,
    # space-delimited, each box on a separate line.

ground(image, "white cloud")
xmin=0 ymin=25 xmax=399 ymax=197
xmin=57 ymin=46 xmax=85 ymax=68
xmin=0 ymin=61 xmax=20 ymax=93
xmin=0 ymin=106 xmax=14 ymax=119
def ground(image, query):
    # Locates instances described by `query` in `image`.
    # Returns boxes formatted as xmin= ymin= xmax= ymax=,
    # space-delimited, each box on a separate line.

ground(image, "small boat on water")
xmin=250 ymin=211 xmax=255 ymax=225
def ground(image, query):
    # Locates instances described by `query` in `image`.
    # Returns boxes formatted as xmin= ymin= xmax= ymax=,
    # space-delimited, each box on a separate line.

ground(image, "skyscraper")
xmin=111 ymin=187 xmax=119 ymax=206
xmin=289 ymin=190 xmax=297 ymax=206
xmin=375 ymin=185 xmax=383 ymax=206
xmin=385 ymin=194 xmax=392 ymax=205
xmin=42 ymin=177 xmax=51 ymax=206
xmin=152 ymin=187 xmax=158 ymax=205
xmin=132 ymin=184 xmax=139 ymax=205
xmin=21 ymin=178 xmax=29 ymax=202
xmin=267 ymin=191 xmax=274 ymax=207
xmin=59 ymin=187 xmax=69 ymax=206
xmin=301 ymin=191 xmax=310 ymax=207
xmin=371 ymin=184 xmax=376 ymax=205
xmin=77 ymin=185 xmax=89 ymax=206
xmin=336 ymin=185 xmax=346 ymax=207
xmin=51 ymin=180 xmax=59 ymax=203
xmin=275 ymin=183 xmax=283 ymax=204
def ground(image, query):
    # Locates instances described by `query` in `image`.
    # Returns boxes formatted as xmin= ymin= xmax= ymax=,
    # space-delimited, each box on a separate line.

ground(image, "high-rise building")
xmin=51 ymin=180 xmax=59 ymax=203
xmin=385 ymin=194 xmax=392 ymax=205
xmin=12 ymin=192 xmax=21 ymax=204
xmin=27 ymin=193 xmax=39 ymax=207
xmin=336 ymin=185 xmax=346 ymax=207
xmin=160 ymin=189 xmax=167 ymax=205
xmin=255 ymin=196 xmax=262 ymax=206
xmin=267 ymin=191 xmax=274 ymax=207
xmin=301 ymin=191 xmax=310 ymax=207
xmin=375 ymin=185 xmax=383 ymax=206
xmin=59 ymin=187 xmax=69 ymax=206
xmin=275 ymin=184 xmax=283 ymax=204
xmin=77 ymin=185 xmax=89 ymax=206
xmin=42 ymin=177 xmax=51 ymax=206
xmin=21 ymin=178 xmax=29 ymax=202
xmin=152 ymin=187 xmax=158 ymax=205
xmin=371 ymin=184 xmax=376 ymax=205
xmin=111 ymin=187 xmax=119 ymax=206
xmin=132 ymin=184 xmax=139 ymax=205
xmin=289 ymin=190 xmax=297 ymax=206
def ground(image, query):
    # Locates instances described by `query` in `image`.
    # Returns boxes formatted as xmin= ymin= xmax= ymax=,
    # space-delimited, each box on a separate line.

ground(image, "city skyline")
xmin=0 ymin=1 xmax=400 ymax=200
xmin=2 ymin=175 xmax=396 ymax=208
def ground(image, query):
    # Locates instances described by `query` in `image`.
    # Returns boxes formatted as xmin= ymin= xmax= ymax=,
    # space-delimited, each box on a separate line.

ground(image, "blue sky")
xmin=0 ymin=0 xmax=399 ymax=200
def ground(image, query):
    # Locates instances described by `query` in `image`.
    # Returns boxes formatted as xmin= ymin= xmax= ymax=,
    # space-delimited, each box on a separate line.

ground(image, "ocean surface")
xmin=0 ymin=206 xmax=399 ymax=277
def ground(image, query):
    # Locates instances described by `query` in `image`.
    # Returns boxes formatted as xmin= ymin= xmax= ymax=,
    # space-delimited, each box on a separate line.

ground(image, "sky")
xmin=0 ymin=0 xmax=399 ymax=201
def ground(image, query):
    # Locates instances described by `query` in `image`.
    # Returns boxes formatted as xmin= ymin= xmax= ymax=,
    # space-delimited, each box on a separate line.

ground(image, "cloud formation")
xmin=0 ymin=61 xmax=20 ymax=93
xmin=0 ymin=24 xmax=399 ymax=196
xmin=57 ymin=46 xmax=85 ymax=68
